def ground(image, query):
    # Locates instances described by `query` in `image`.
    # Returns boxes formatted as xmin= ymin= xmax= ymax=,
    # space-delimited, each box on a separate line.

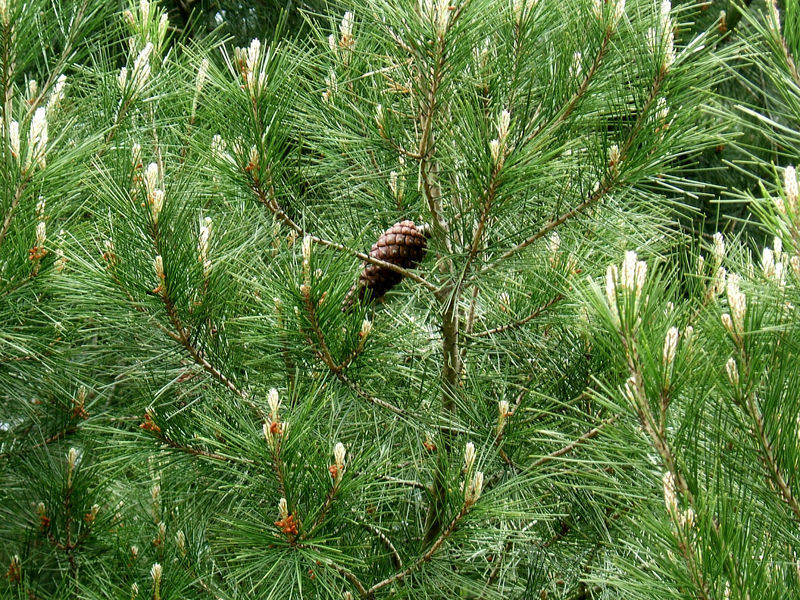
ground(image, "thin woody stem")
xmin=104 ymin=264 xmax=254 ymax=414
xmin=299 ymin=285 xmax=341 ymax=372
xmin=25 ymin=0 xmax=91 ymax=119
xmin=299 ymin=284 xmax=369 ymax=372
xmin=327 ymin=562 xmax=368 ymax=598
xmin=530 ymin=415 xmax=620 ymax=469
xmin=154 ymin=432 xmax=255 ymax=464
xmin=376 ymin=474 xmax=428 ymax=491
xmin=365 ymin=504 xmax=471 ymax=598
xmin=333 ymin=370 xmax=410 ymax=417
xmin=747 ymin=390 xmax=800 ymax=521
xmin=618 ymin=324 xmax=714 ymax=597
xmin=359 ymin=522 xmax=403 ymax=569
xmin=296 ymin=248 xmax=473 ymax=431
xmin=268 ymin=434 xmax=288 ymax=501
xmin=412 ymin=4 xmax=475 ymax=546
xmin=521 ymin=25 xmax=613 ymax=147
xmin=0 ymin=177 xmax=30 ymax=249
xmin=471 ymin=294 xmax=564 ymax=338
xmin=305 ymin=483 xmax=338 ymax=537
xmin=296 ymin=285 xmax=412 ymax=416
xmin=479 ymin=46 xmax=669 ymax=278
xmin=0 ymin=425 xmax=79 ymax=460
xmin=161 ymin=294 xmax=265 ymax=419
xmin=460 ymin=159 xmax=504 ymax=287
xmin=736 ymin=348 xmax=800 ymax=522
xmin=477 ymin=179 xmax=614 ymax=277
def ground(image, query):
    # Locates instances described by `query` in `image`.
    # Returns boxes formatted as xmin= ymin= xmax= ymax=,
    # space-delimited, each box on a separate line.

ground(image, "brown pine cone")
xmin=342 ymin=220 xmax=429 ymax=311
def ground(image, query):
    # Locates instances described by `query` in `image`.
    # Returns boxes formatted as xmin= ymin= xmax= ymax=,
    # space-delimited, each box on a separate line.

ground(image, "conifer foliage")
xmin=1 ymin=0 xmax=799 ymax=599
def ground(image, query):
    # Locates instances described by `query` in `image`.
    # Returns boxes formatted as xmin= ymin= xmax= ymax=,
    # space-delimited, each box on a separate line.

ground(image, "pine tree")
xmin=2 ymin=1 xmax=799 ymax=599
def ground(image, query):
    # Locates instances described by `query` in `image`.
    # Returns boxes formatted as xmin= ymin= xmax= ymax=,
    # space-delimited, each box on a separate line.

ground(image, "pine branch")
xmin=735 ymin=347 xmax=800 ymax=523
xmin=154 ymin=431 xmax=254 ymax=464
xmin=485 ymin=410 xmax=618 ymax=491
xmin=746 ymin=389 xmax=800 ymax=521
xmin=332 ymin=370 xmax=410 ymax=417
xmin=294 ymin=287 xmax=412 ymax=416
xmin=471 ymin=294 xmax=564 ymax=338
xmin=617 ymin=320 xmax=713 ymax=597
xmin=460 ymin=158 xmax=504 ymax=286
xmin=161 ymin=293 xmax=265 ymax=420
xmin=527 ymin=413 xmax=620 ymax=467
xmin=521 ymin=23 xmax=613 ymax=146
xmin=305 ymin=480 xmax=340 ymax=538
xmin=104 ymin=262 xmax=257 ymax=418
xmin=417 ymin=58 xmax=452 ymax=260
xmin=479 ymin=51 xmax=670 ymax=278
xmin=268 ymin=433 xmax=288 ymax=501
xmin=97 ymin=95 xmax=137 ymax=156
xmin=25 ymin=0 xmax=91 ymax=120
xmin=1 ymin=16 xmax=15 ymax=122
xmin=299 ymin=283 xmax=368 ymax=373
xmin=376 ymin=474 xmax=428 ymax=491
xmin=358 ymin=521 xmax=403 ymax=570
xmin=366 ymin=503 xmax=472 ymax=598
xmin=0 ymin=178 xmax=30 ymax=249
xmin=324 ymin=560 xmax=368 ymax=598
xmin=0 ymin=424 xmax=80 ymax=460
xmin=477 ymin=179 xmax=614 ymax=277
xmin=299 ymin=286 xmax=342 ymax=373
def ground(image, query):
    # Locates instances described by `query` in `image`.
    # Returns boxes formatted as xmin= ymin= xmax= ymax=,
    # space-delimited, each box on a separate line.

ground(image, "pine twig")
xmin=521 ymin=24 xmax=613 ymax=147
xmin=480 ymin=32 xmax=669 ymax=279
xmin=477 ymin=179 xmax=614 ymax=277
xmin=359 ymin=521 xmax=403 ymax=569
xmin=299 ymin=283 xmax=369 ymax=373
xmin=333 ymin=370 xmax=410 ymax=417
xmin=746 ymin=390 xmax=800 ymax=521
xmin=294 ymin=288 xmax=412 ymax=416
xmin=530 ymin=415 xmax=620 ymax=469
xmin=161 ymin=294 xmax=266 ymax=421
xmin=0 ymin=178 xmax=30 ymax=249
xmin=326 ymin=561 xmax=368 ymax=598
xmin=736 ymin=349 xmax=800 ymax=523
xmin=377 ymin=474 xmax=428 ymax=491
xmin=299 ymin=285 xmax=341 ymax=373
xmin=365 ymin=504 xmax=472 ymax=598
xmin=524 ymin=25 xmax=616 ymax=144
xmin=0 ymin=425 xmax=79 ymax=460
xmin=305 ymin=481 xmax=341 ymax=538
xmin=25 ymin=0 xmax=91 ymax=119
xmin=472 ymin=294 xmax=564 ymax=338
xmin=104 ymin=264 xmax=261 ymax=419
xmin=155 ymin=432 xmax=254 ymax=465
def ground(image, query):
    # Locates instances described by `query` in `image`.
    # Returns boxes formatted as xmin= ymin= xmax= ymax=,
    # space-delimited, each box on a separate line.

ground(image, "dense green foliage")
xmin=2 ymin=1 xmax=800 ymax=599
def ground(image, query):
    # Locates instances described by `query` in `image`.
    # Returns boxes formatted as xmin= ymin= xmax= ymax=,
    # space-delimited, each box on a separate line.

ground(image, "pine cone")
xmin=342 ymin=220 xmax=429 ymax=311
